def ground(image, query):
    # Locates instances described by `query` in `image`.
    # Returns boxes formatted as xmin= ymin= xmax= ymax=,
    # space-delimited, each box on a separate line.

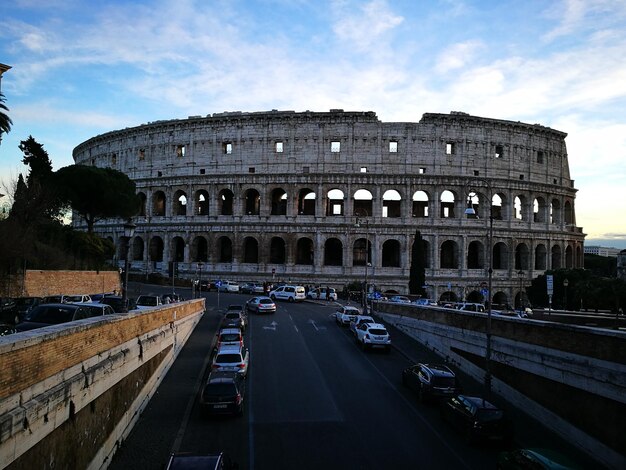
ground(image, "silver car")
xmin=211 ymin=345 xmax=249 ymax=378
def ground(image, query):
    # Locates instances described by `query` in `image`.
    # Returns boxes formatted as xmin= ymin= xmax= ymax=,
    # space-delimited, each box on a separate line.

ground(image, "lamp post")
xmin=198 ymin=262 xmax=204 ymax=298
xmin=121 ymin=220 xmax=136 ymax=313
xmin=355 ymin=214 xmax=370 ymax=313
xmin=517 ymin=269 xmax=524 ymax=310
xmin=464 ymin=180 xmax=494 ymax=396
xmin=563 ymin=278 xmax=569 ymax=311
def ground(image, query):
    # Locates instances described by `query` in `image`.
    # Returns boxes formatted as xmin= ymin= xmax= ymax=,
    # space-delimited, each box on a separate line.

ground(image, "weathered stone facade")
xmin=72 ymin=109 xmax=585 ymax=304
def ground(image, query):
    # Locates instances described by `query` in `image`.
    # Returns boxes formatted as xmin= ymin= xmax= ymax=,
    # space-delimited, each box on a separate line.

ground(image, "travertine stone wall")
xmin=0 ymin=270 xmax=121 ymax=298
xmin=72 ymin=110 xmax=585 ymax=303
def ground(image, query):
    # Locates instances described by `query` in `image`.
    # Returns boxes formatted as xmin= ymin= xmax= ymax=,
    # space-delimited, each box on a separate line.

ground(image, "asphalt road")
xmin=109 ymin=286 xmax=601 ymax=469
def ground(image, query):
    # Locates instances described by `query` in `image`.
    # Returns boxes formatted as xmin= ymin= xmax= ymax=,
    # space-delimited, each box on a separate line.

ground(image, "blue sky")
xmin=1 ymin=0 xmax=625 ymax=248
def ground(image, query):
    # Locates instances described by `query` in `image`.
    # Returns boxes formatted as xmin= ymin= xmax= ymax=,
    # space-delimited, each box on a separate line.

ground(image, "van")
xmin=269 ymin=285 xmax=306 ymax=302
xmin=456 ymin=303 xmax=485 ymax=313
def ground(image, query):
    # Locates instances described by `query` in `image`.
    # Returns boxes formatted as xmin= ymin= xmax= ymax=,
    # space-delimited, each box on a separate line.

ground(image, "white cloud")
xmin=435 ymin=40 xmax=485 ymax=74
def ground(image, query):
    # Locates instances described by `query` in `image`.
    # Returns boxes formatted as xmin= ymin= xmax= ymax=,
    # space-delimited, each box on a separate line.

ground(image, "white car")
xmin=355 ymin=322 xmax=391 ymax=352
xmin=269 ymin=285 xmax=306 ymax=302
xmin=307 ymin=287 xmax=338 ymax=301
xmin=211 ymin=344 xmax=249 ymax=377
xmin=349 ymin=315 xmax=375 ymax=335
xmin=219 ymin=281 xmax=240 ymax=293
xmin=335 ymin=305 xmax=361 ymax=326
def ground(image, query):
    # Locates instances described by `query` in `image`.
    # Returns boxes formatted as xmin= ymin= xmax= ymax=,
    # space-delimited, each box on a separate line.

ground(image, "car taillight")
xmin=235 ymin=393 xmax=242 ymax=405
xmin=212 ymin=364 xmax=220 ymax=369
xmin=238 ymin=363 xmax=245 ymax=369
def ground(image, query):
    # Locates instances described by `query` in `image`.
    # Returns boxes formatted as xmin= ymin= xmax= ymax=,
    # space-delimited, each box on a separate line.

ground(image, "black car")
xmin=6 ymin=296 xmax=43 ymax=324
xmin=199 ymin=371 xmax=246 ymax=416
xmin=15 ymin=303 xmax=115 ymax=332
xmin=99 ymin=296 xmax=137 ymax=313
xmin=0 ymin=297 xmax=16 ymax=323
xmin=402 ymin=363 xmax=462 ymax=402
xmin=440 ymin=394 xmax=513 ymax=444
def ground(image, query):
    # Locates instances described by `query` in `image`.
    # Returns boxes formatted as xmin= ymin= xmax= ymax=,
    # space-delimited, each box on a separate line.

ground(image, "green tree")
xmin=0 ymin=91 xmax=12 ymax=138
xmin=408 ymin=230 xmax=427 ymax=296
xmin=19 ymin=136 xmax=54 ymax=186
xmin=54 ymin=165 xmax=140 ymax=234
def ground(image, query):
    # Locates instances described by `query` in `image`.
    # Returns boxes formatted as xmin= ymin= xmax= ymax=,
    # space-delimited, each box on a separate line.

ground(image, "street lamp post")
xmin=121 ymin=220 xmax=136 ymax=313
xmin=563 ymin=278 xmax=569 ymax=311
xmin=518 ymin=269 xmax=524 ymax=310
xmin=355 ymin=215 xmax=370 ymax=313
xmin=464 ymin=180 xmax=494 ymax=396
xmin=198 ymin=262 xmax=204 ymax=298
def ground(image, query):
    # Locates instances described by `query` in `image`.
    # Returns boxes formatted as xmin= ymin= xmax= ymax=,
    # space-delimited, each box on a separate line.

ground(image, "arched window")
xmin=137 ymin=192 xmax=147 ymax=216
xmin=218 ymin=236 xmax=233 ymax=263
xmin=382 ymin=189 xmax=401 ymax=218
xmin=132 ymin=237 xmax=144 ymax=261
xmin=326 ymin=189 xmax=344 ymax=216
xmin=196 ymin=190 xmax=209 ymax=216
xmin=219 ymin=189 xmax=234 ymax=215
xmin=192 ymin=236 xmax=208 ymax=262
xmin=353 ymin=238 xmax=371 ymax=266
xmin=171 ymin=236 xmax=185 ymax=262
xmin=515 ymin=243 xmax=529 ymax=270
xmin=149 ymin=236 xmax=164 ymax=262
xmin=174 ymin=190 xmax=187 ymax=216
xmin=243 ymin=237 xmax=259 ymax=263
xmin=298 ymin=189 xmax=316 ymax=215
xmin=271 ymin=188 xmax=288 ymax=215
xmin=244 ymin=189 xmax=260 ymax=215
xmin=270 ymin=237 xmax=286 ymax=264
xmin=440 ymin=190 xmax=456 ymax=218
xmin=382 ymin=240 xmax=401 ymax=267
xmin=440 ymin=240 xmax=458 ymax=268
xmin=296 ymin=238 xmax=314 ymax=265
xmin=353 ymin=189 xmax=373 ymax=216
xmin=467 ymin=241 xmax=484 ymax=269
xmin=535 ymin=244 xmax=547 ymax=270
xmin=412 ymin=190 xmax=429 ymax=217
xmin=493 ymin=242 xmax=509 ymax=270
xmin=324 ymin=238 xmax=343 ymax=266
xmin=153 ymin=191 xmax=166 ymax=216
xmin=551 ymin=244 xmax=562 ymax=269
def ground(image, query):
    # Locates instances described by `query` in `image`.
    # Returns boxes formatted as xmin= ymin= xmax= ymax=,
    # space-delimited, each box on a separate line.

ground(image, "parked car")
xmin=456 ymin=303 xmax=485 ymax=313
xmin=440 ymin=394 xmax=513 ymax=444
xmin=15 ymin=303 xmax=115 ymax=332
xmin=269 ymin=285 xmax=306 ymax=302
xmin=136 ymin=295 xmax=163 ymax=309
xmin=211 ymin=345 xmax=249 ymax=377
xmin=349 ymin=315 xmax=375 ymax=335
xmin=215 ymin=327 xmax=244 ymax=350
xmin=354 ymin=322 xmax=391 ymax=352
xmin=240 ymin=283 xmax=264 ymax=295
xmin=367 ymin=292 xmax=387 ymax=301
xmin=199 ymin=371 xmax=246 ymax=417
xmin=7 ymin=296 xmax=43 ymax=324
xmin=99 ymin=295 xmax=137 ymax=313
xmin=335 ymin=305 xmax=361 ymax=326
xmin=389 ymin=295 xmax=411 ymax=303
xmin=402 ymin=363 xmax=462 ymax=402
xmin=219 ymin=281 xmax=240 ymax=293
xmin=221 ymin=311 xmax=246 ymax=331
xmin=226 ymin=304 xmax=248 ymax=325
xmin=307 ymin=287 xmax=338 ymax=301
xmin=62 ymin=294 xmax=93 ymax=303
xmin=413 ymin=298 xmax=436 ymax=306
xmin=246 ymin=296 xmax=276 ymax=314
xmin=497 ymin=448 xmax=582 ymax=469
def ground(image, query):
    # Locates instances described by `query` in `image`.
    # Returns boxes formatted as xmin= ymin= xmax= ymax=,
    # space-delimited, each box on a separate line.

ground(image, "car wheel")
xmin=288 ymin=296 xmax=294 ymax=302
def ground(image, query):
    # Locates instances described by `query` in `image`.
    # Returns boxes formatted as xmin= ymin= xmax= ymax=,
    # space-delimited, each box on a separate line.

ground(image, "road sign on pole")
xmin=546 ymin=275 xmax=554 ymax=295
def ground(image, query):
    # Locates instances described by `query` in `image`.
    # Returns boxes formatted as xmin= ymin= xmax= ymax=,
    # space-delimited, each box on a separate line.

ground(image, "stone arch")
xmin=382 ymin=189 xmax=401 ymax=218
xmin=191 ymin=236 xmax=208 ymax=262
xmin=244 ymin=188 xmax=260 ymax=215
xmin=551 ymin=244 xmax=562 ymax=269
xmin=171 ymin=236 xmax=185 ymax=262
xmin=131 ymin=237 xmax=144 ymax=261
xmin=243 ymin=237 xmax=259 ymax=263
xmin=564 ymin=200 xmax=574 ymax=224
xmin=565 ymin=244 xmax=574 ymax=268
xmin=195 ymin=190 xmax=209 ymax=216
xmin=440 ymin=240 xmax=458 ymax=268
xmin=296 ymin=237 xmax=314 ymax=265
xmin=152 ymin=191 xmax=166 ymax=216
xmin=533 ymin=197 xmax=547 ymax=223
xmin=515 ymin=243 xmax=530 ymax=270
xmin=353 ymin=189 xmax=373 ymax=216
xmin=353 ymin=238 xmax=371 ymax=266
xmin=324 ymin=237 xmax=343 ymax=266
xmin=297 ymin=188 xmax=316 ymax=215
xmin=218 ymin=189 xmax=234 ymax=216
xmin=326 ymin=189 xmax=344 ymax=216
xmin=514 ymin=195 xmax=526 ymax=220
xmin=270 ymin=237 xmax=286 ymax=264
xmin=149 ymin=236 xmax=164 ymax=262
xmin=137 ymin=192 xmax=147 ymax=217
xmin=467 ymin=240 xmax=484 ymax=269
xmin=217 ymin=236 xmax=233 ymax=263
xmin=173 ymin=190 xmax=187 ymax=216
xmin=535 ymin=244 xmax=547 ymax=270
xmin=270 ymin=188 xmax=288 ymax=215
xmin=382 ymin=239 xmax=401 ymax=267
xmin=440 ymin=190 xmax=456 ymax=218
xmin=492 ymin=193 xmax=506 ymax=220
xmin=493 ymin=291 xmax=509 ymax=307
xmin=550 ymin=199 xmax=561 ymax=224
xmin=493 ymin=242 xmax=509 ymax=270
xmin=412 ymin=190 xmax=429 ymax=217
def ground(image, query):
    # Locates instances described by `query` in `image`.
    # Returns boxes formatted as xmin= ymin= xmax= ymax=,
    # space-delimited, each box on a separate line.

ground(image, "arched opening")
xmin=551 ymin=245 xmax=562 ymax=269
xmin=353 ymin=238 xmax=371 ymax=266
xmin=492 ymin=193 xmax=505 ymax=220
xmin=270 ymin=237 xmax=286 ymax=264
xmin=440 ymin=240 xmax=458 ymax=268
xmin=382 ymin=189 xmax=401 ymax=218
xmin=192 ymin=236 xmax=208 ymax=262
xmin=149 ymin=236 xmax=164 ymax=262
xmin=467 ymin=240 xmax=484 ymax=269
xmin=244 ymin=189 xmax=260 ymax=215
xmin=218 ymin=236 xmax=233 ymax=263
xmin=353 ymin=189 xmax=373 ymax=216
xmin=533 ymin=197 xmax=546 ymax=223
xmin=298 ymin=189 xmax=316 ymax=215
xmin=382 ymin=239 xmax=401 ymax=267
xmin=153 ymin=191 xmax=166 ymax=216
xmin=550 ymin=199 xmax=561 ymax=224
xmin=219 ymin=189 xmax=234 ymax=216
xmin=171 ymin=236 xmax=185 ymax=262
xmin=196 ymin=190 xmax=209 ymax=216
xmin=493 ymin=242 xmax=509 ymax=270
xmin=137 ymin=192 xmax=147 ymax=216
xmin=243 ymin=237 xmax=259 ymax=263
xmin=132 ymin=237 xmax=144 ymax=261
xmin=439 ymin=291 xmax=458 ymax=303
xmin=296 ymin=238 xmax=314 ymax=265
xmin=466 ymin=290 xmax=483 ymax=303
xmin=412 ymin=190 xmax=429 ymax=217
xmin=493 ymin=291 xmax=509 ymax=307
xmin=440 ymin=190 xmax=456 ymax=218
xmin=326 ymin=189 xmax=344 ymax=216
xmin=173 ymin=190 xmax=187 ymax=216
xmin=535 ymin=244 xmax=547 ymax=270
xmin=565 ymin=245 xmax=573 ymax=268
xmin=324 ymin=238 xmax=343 ymax=266
xmin=564 ymin=200 xmax=574 ymax=224
xmin=514 ymin=196 xmax=524 ymax=220
xmin=271 ymin=188 xmax=288 ymax=215
xmin=515 ymin=243 xmax=530 ymax=270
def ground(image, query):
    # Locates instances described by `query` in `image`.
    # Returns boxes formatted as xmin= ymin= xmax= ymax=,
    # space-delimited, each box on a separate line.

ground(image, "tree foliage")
xmin=0 ymin=92 xmax=12 ymax=137
xmin=54 ymin=165 xmax=140 ymax=233
xmin=408 ymin=230 xmax=427 ymax=296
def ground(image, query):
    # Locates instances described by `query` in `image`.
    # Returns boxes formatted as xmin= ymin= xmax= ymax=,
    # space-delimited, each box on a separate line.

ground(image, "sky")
xmin=0 ymin=0 xmax=625 ymax=248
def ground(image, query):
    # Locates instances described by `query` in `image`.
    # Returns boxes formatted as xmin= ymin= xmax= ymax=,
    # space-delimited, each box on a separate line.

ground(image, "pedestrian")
xmin=326 ymin=286 xmax=330 ymax=301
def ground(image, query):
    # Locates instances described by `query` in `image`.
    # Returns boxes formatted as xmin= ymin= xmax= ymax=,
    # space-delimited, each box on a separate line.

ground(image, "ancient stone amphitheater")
xmin=73 ymin=109 xmax=585 ymax=305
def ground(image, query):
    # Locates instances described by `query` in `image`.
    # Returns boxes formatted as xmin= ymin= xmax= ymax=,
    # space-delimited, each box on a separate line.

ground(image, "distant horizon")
xmin=584 ymin=239 xmax=626 ymax=251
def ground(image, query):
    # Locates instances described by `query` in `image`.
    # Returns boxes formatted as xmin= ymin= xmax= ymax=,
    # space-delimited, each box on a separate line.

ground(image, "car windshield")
xmin=220 ymin=334 xmax=240 ymax=342
xmin=224 ymin=313 xmax=240 ymax=320
xmin=203 ymin=383 xmax=237 ymax=397
xmin=476 ymin=409 xmax=504 ymax=422
xmin=26 ymin=305 xmax=75 ymax=324
xmin=64 ymin=295 xmax=84 ymax=302
xmin=432 ymin=376 xmax=456 ymax=388
xmin=216 ymin=354 xmax=242 ymax=363
xmin=259 ymin=299 xmax=273 ymax=305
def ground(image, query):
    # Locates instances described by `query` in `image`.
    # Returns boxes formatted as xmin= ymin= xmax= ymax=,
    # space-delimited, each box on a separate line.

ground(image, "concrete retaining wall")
xmin=373 ymin=302 xmax=626 ymax=469
xmin=0 ymin=270 xmax=121 ymax=298
xmin=0 ymin=298 xmax=204 ymax=469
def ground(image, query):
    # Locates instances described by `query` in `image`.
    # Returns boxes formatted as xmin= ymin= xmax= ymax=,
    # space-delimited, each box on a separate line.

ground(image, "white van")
xmin=269 ymin=285 xmax=306 ymax=302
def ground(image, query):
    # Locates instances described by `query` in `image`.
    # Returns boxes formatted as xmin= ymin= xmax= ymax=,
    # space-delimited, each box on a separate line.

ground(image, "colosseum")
xmin=72 ymin=109 xmax=585 ymax=306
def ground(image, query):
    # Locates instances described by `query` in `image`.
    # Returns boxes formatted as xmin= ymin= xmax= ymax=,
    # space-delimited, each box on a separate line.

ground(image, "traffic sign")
xmin=215 ymin=280 xmax=222 ymax=288
xmin=546 ymin=275 xmax=554 ymax=295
